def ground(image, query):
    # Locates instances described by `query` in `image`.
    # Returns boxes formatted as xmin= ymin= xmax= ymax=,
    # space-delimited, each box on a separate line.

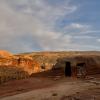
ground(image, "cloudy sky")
xmin=0 ymin=0 xmax=100 ymax=53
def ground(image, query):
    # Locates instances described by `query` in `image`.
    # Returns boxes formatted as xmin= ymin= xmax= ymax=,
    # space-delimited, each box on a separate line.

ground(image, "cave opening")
xmin=65 ymin=62 xmax=71 ymax=77
xmin=76 ymin=62 xmax=86 ymax=78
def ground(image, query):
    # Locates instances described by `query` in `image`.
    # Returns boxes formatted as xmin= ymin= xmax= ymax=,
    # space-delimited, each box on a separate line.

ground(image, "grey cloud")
xmin=0 ymin=0 xmax=99 ymax=53
xmin=0 ymin=0 xmax=78 ymax=53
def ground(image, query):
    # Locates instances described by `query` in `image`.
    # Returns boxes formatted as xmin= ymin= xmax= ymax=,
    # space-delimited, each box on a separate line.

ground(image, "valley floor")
xmin=0 ymin=74 xmax=100 ymax=100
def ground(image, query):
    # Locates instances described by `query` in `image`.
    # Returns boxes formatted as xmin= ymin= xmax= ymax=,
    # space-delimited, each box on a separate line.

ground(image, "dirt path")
xmin=0 ymin=77 xmax=56 ymax=98
xmin=0 ymin=78 xmax=99 ymax=100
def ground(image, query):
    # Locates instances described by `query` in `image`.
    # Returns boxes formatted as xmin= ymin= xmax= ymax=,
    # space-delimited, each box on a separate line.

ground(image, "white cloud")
xmin=97 ymin=39 xmax=100 ymax=42
xmin=64 ymin=23 xmax=90 ymax=35
xmin=79 ymin=30 xmax=100 ymax=34
xmin=69 ymin=23 xmax=89 ymax=29
xmin=0 ymin=0 xmax=99 ymax=53
xmin=0 ymin=0 xmax=78 ymax=53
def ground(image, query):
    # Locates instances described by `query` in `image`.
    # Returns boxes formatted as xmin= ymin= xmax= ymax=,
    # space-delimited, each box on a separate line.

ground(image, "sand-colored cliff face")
xmin=0 ymin=51 xmax=100 ymax=76
xmin=54 ymin=55 xmax=100 ymax=76
xmin=0 ymin=57 xmax=40 ymax=75
xmin=0 ymin=50 xmax=13 ymax=58
xmin=16 ymin=51 xmax=100 ymax=76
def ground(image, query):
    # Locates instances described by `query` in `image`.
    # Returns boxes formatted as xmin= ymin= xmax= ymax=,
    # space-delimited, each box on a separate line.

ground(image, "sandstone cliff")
xmin=0 ymin=51 xmax=100 ymax=76
xmin=0 ymin=50 xmax=13 ymax=58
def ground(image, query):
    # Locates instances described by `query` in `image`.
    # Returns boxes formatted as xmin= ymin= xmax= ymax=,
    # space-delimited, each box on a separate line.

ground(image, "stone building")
xmin=53 ymin=55 xmax=100 ymax=78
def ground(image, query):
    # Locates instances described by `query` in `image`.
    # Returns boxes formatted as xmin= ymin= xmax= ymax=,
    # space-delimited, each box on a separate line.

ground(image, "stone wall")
xmin=53 ymin=55 xmax=100 ymax=77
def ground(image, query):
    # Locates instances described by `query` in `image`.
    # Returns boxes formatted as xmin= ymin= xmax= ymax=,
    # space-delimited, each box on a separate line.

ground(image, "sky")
xmin=0 ymin=0 xmax=100 ymax=53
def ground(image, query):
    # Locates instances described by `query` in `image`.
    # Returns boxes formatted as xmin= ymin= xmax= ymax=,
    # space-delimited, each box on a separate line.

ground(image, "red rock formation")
xmin=16 ymin=57 xmax=40 ymax=74
xmin=0 ymin=51 xmax=100 ymax=76
xmin=0 ymin=55 xmax=41 ymax=75
xmin=0 ymin=50 xmax=13 ymax=58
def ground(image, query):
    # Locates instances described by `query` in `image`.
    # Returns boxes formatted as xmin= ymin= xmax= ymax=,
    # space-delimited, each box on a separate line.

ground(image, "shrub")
xmin=0 ymin=66 xmax=29 ymax=84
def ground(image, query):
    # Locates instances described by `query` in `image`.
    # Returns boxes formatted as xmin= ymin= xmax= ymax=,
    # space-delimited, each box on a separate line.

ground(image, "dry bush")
xmin=0 ymin=66 xmax=29 ymax=84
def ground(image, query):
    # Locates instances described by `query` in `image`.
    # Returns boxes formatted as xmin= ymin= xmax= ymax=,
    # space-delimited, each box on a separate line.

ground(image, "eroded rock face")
xmin=0 ymin=51 xmax=100 ymax=76
xmin=0 ymin=50 xmax=13 ymax=58
xmin=0 ymin=54 xmax=54 ymax=75
xmin=0 ymin=57 xmax=41 ymax=75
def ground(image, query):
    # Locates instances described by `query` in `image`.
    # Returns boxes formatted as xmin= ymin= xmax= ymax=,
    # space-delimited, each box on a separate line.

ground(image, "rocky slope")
xmin=0 ymin=51 xmax=100 ymax=76
xmin=0 ymin=50 xmax=13 ymax=58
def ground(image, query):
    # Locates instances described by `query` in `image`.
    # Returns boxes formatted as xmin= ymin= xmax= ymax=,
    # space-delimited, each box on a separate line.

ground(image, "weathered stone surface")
xmin=0 ymin=51 xmax=100 ymax=76
xmin=0 ymin=50 xmax=13 ymax=58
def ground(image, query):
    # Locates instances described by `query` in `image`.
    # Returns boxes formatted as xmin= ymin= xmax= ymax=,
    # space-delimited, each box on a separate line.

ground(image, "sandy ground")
xmin=0 ymin=74 xmax=100 ymax=100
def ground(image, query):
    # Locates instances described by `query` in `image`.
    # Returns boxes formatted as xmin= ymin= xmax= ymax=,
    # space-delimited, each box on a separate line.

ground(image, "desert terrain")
xmin=0 ymin=50 xmax=100 ymax=100
xmin=0 ymin=74 xmax=100 ymax=100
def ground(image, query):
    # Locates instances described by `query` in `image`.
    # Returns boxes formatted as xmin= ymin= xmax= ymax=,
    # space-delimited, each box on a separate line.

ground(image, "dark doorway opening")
xmin=76 ymin=63 xmax=86 ymax=78
xmin=65 ymin=62 xmax=71 ymax=76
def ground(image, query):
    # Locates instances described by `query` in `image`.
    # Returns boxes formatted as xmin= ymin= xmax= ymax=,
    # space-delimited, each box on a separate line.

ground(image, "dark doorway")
xmin=65 ymin=62 xmax=71 ymax=76
xmin=76 ymin=63 xmax=86 ymax=78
